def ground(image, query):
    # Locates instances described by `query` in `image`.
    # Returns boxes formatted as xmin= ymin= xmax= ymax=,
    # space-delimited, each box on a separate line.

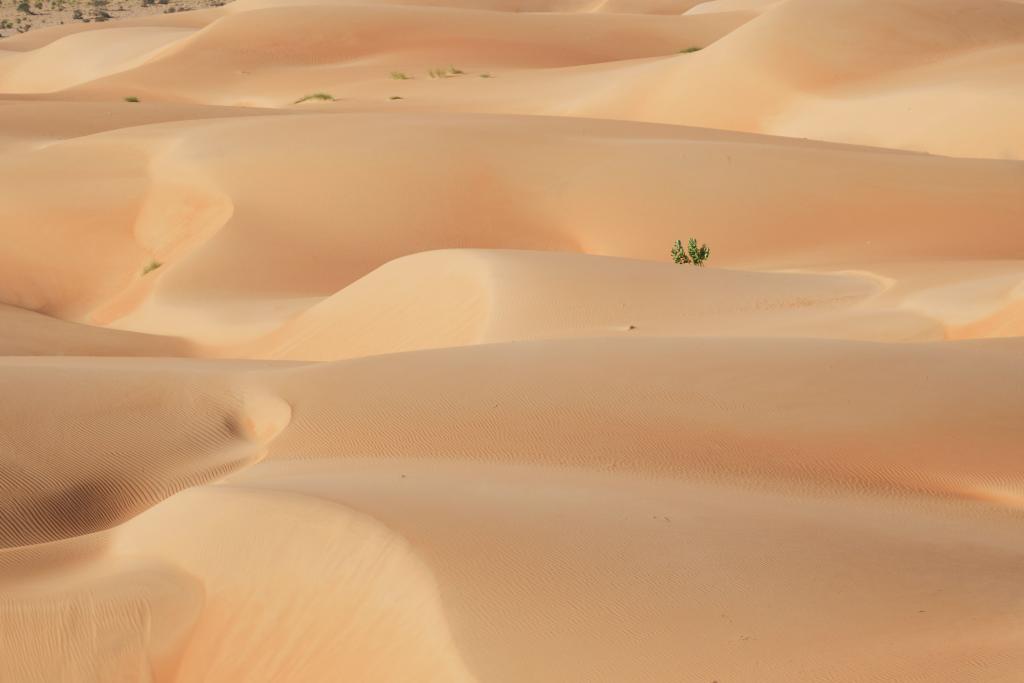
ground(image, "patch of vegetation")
xmin=390 ymin=71 xmax=410 ymax=80
xmin=428 ymin=65 xmax=465 ymax=79
xmin=294 ymin=92 xmax=335 ymax=104
xmin=389 ymin=96 xmax=403 ymax=100
xmin=679 ymin=46 xmax=702 ymax=54
xmin=142 ymin=260 xmax=162 ymax=275
xmin=671 ymin=238 xmax=711 ymax=266
xmin=16 ymin=1 xmax=32 ymax=13
xmin=479 ymin=73 xmax=493 ymax=78
xmin=124 ymin=96 xmax=140 ymax=102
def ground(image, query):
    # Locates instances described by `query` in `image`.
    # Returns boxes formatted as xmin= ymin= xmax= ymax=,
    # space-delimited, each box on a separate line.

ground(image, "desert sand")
xmin=1 ymin=0 xmax=1023 ymax=681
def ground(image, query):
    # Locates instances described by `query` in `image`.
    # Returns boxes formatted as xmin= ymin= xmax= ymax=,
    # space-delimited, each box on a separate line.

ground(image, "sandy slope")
xmin=4 ymin=339 xmax=1024 ymax=681
xmin=1 ymin=0 xmax=1018 ymax=157
xmin=2 ymin=0 xmax=1024 ymax=681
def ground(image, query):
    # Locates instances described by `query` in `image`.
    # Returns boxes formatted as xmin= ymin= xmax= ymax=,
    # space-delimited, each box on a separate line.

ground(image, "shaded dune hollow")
xmin=1 ymin=0 xmax=1023 ymax=681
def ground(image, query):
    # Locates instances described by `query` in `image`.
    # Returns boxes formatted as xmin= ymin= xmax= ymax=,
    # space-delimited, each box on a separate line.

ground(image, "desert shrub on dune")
xmin=142 ymin=260 xmax=162 ymax=275
xmin=124 ymin=96 xmax=140 ymax=102
xmin=390 ymin=71 xmax=410 ymax=80
xmin=428 ymin=66 xmax=465 ymax=79
xmin=671 ymin=238 xmax=711 ymax=266
xmin=679 ymin=46 xmax=702 ymax=54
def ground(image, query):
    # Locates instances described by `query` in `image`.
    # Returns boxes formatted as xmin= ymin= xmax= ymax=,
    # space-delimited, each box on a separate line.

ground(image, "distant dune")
xmin=2 ymin=0 xmax=1023 ymax=681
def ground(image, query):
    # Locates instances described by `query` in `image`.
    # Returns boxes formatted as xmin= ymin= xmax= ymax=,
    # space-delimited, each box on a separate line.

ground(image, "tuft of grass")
xmin=294 ymin=92 xmax=335 ymax=104
xmin=389 ymin=96 xmax=403 ymax=100
xmin=124 ymin=96 xmax=140 ymax=103
xmin=479 ymin=73 xmax=493 ymax=78
xmin=390 ymin=71 xmax=411 ymax=80
xmin=428 ymin=65 xmax=465 ymax=79
xmin=671 ymin=238 xmax=711 ymax=266
xmin=142 ymin=260 xmax=162 ymax=275
xmin=679 ymin=46 xmax=702 ymax=54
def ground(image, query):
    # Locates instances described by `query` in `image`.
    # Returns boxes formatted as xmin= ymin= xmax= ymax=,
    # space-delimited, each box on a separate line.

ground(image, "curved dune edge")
xmin=221 ymin=455 xmax=1024 ymax=682
xmin=237 ymin=250 xmax=1024 ymax=360
xmin=0 ymin=0 xmax=1020 ymax=157
xmin=6 ymin=249 xmax=1023 ymax=359
xmin=1 ymin=333 xmax=1023 ymax=680
xmin=0 ymin=487 xmax=476 ymax=682
xmin=0 ymin=361 xmax=291 ymax=548
xmin=3 ymin=337 xmax=1024 ymax=680
xmin=2 ymin=110 xmax=1020 ymax=342
xmin=0 ymin=0 xmax=1016 ymax=157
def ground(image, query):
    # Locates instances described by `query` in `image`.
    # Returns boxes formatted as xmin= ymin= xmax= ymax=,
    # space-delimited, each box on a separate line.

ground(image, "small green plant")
xmin=389 ymin=95 xmax=403 ymax=100
xmin=679 ymin=46 xmax=702 ymax=54
xmin=479 ymin=73 xmax=493 ymax=78
xmin=428 ymin=65 xmax=465 ymax=79
xmin=16 ymin=1 xmax=31 ymax=12
xmin=142 ymin=260 xmax=162 ymax=275
xmin=390 ymin=71 xmax=410 ymax=80
xmin=124 ymin=96 xmax=140 ymax=102
xmin=294 ymin=92 xmax=334 ymax=104
xmin=671 ymin=238 xmax=711 ymax=266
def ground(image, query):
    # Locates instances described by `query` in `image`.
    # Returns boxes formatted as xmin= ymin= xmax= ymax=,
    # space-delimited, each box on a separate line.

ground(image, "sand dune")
xmin=5 ymin=339 xmax=1024 ymax=680
xmin=0 ymin=0 xmax=1018 ymax=157
xmin=2 ymin=0 xmax=1023 ymax=680
xmin=2 ymin=112 xmax=1020 ymax=331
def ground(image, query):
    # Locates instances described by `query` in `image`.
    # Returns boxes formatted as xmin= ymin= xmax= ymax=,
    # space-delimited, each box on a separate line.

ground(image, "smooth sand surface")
xmin=2 ymin=0 xmax=1023 ymax=681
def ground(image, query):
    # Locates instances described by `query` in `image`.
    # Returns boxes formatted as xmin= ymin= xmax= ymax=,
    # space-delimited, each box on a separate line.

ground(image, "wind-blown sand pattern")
xmin=1 ymin=0 xmax=1023 ymax=680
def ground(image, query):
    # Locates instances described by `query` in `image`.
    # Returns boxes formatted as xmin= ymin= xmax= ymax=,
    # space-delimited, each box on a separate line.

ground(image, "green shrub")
xmin=679 ymin=46 xmax=702 ymax=54
xmin=142 ymin=260 xmax=162 ymax=275
xmin=671 ymin=238 xmax=711 ymax=266
xmin=294 ymin=92 xmax=334 ymax=104
xmin=428 ymin=65 xmax=465 ymax=79
xmin=390 ymin=71 xmax=410 ymax=80
xmin=124 ymin=96 xmax=140 ymax=102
